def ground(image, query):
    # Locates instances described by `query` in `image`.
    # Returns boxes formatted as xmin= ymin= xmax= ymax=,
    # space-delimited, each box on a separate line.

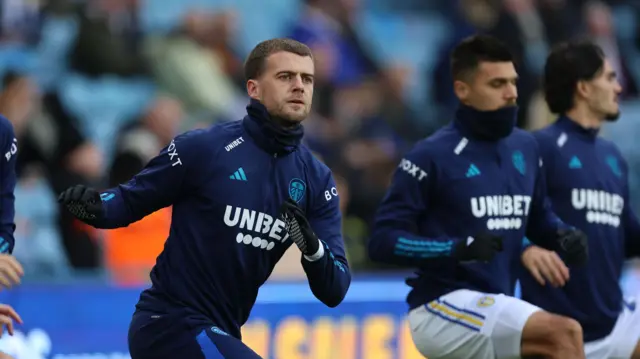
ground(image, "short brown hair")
xmin=244 ymin=38 xmax=313 ymax=81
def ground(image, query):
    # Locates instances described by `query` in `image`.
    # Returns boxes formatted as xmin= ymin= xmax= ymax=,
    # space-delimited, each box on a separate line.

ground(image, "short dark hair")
xmin=450 ymin=34 xmax=514 ymax=80
xmin=544 ymin=40 xmax=605 ymax=114
xmin=1 ymin=71 xmax=23 ymax=90
xmin=244 ymin=38 xmax=313 ymax=81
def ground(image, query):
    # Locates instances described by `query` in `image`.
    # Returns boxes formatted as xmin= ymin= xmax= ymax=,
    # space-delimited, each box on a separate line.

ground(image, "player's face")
xmin=247 ymin=51 xmax=314 ymax=124
xmin=584 ymin=59 xmax=621 ymax=121
xmin=455 ymin=62 xmax=518 ymax=111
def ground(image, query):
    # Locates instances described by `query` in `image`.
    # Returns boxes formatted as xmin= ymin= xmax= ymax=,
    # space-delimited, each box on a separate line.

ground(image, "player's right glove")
xmin=453 ymin=233 xmax=503 ymax=263
xmin=280 ymin=198 xmax=321 ymax=257
xmin=58 ymin=185 xmax=104 ymax=224
xmin=554 ymin=229 xmax=588 ymax=266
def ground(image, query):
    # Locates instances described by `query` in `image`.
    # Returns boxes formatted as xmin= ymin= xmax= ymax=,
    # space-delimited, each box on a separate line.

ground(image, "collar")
xmin=453 ymin=104 xmax=519 ymax=141
xmin=242 ymin=99 xmax=304 ymax=156
xmin=555 ymin=115 xmax=599 ymax=140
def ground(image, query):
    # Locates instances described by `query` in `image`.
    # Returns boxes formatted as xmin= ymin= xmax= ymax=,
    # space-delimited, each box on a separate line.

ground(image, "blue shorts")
xmin=128 ymin=309 xmax=262 ymax=359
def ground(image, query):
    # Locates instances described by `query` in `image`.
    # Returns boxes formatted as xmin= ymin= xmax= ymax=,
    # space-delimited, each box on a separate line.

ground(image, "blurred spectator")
xmin=109 ymin=95 xmax=183 ymax=186
xmin=68 ymin=0 xmax=149 ymax=78
xmin=12 ymin=173 xmax=69 ymax=278
xmin=333 ymin=82 xmax=405 ymax=225
xmin=538 ymin=0 xmax=582 ymax=46
xmin=433 ymin=0 xmax=500 ymax=120
xmin=0 ymin=0 xmax=41 ymax=44
xmin=0 ymin=71 xmax=104 ymax=270
xmin=585 ymin=1 xmax=637 ymax=97
xmin=290 ymin=0 xmax=381 ymax=116
xmin=144 ymin=9 xmax=244 ymax=126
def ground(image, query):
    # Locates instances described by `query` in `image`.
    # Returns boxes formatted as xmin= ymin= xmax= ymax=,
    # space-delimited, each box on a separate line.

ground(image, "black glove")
xmin=280 ymin=198 xmax=320 ymax=257
xmin=555 ymin=229 xmax=588 ymax=266
xmin=453 ymin=232 xmax=503 ymax=262
xmin=58 ymin=185 xmax=104 ymax=223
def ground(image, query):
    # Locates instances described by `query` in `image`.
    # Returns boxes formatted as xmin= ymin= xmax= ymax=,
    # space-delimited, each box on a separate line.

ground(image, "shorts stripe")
xmin=425 ymin=300 xmax=485 ymax=332
xmin=439 ymin=299 xmax=485 ymax=320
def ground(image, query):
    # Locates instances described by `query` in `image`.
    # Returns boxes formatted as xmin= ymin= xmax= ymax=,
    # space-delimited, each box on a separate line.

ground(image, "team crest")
xmin=606 ymin=155 xmax=622 ymax=178
xmin=289 ymin=178 xmax=306 ymax=203
xmin=477 ymin=296 xmax=495 ymax=307
xmin=512 ymin=151 xmax=525 ymax=175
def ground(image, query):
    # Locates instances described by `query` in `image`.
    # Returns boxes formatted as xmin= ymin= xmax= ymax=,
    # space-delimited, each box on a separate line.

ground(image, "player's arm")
xmin=297 ymin=174 xmax=351 ymax=308
xmin=623 ymin=204 xmax=640 ymax=258
xmin=526 ymin=155 xmax=588 ymax=265
xmin=525 ymin=152 xmax=572 ymax=247
xmin=522 ymin=137 xmax=555 ymax=253
xmin=368 ymin=146 xmax=500 ymax=266
xmin=59 ymin=129 xmax=207 ymax=229
xmin=622 ymin=205 xmax=640 ymax=258
xmin=0 ymin=117 xmax=17 ymax=254
xmin=616 ymin=155 xmax=640 ymax=258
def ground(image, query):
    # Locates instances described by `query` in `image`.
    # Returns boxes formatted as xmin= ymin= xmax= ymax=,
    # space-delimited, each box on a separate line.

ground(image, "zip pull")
xmin=273 ymin=153 xmax=278 ymax=158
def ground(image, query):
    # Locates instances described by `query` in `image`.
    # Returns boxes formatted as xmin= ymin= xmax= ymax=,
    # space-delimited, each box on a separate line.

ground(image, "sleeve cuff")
xmin=303 ymin=239 xmax=325 ymax=262
xmin=0 ymin=237 xmax=10 ymax=253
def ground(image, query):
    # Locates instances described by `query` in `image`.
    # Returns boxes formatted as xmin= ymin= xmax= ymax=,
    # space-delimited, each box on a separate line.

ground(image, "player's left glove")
xmin=453 ymin=232 xmax=503 ymax=263
xmin=280 ymin=198 xmax=320 ymax=257
xmin=58 ymin=185 xmax=104 ymax=224
xmin=554 ymin=229 xmax=589 ymax=266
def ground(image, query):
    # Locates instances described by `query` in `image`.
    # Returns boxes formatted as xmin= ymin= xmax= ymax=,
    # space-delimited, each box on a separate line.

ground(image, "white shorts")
xmin=408 ymin=289 xmax=541 ymax=359
xmin=585 ymin=296 xmax=640 ymax=359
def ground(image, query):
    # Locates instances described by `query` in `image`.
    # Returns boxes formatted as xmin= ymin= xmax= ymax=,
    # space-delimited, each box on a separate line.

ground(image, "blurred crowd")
xmin=1 ymin=0 xmax=640 ymax=284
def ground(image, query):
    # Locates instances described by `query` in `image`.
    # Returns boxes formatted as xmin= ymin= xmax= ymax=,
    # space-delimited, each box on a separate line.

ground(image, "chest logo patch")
xmin=512 ymin=151 xmax=525 ymax=175
xmin=289 ymin=178 xmax=306 ymax=203
xmin=606 ymin=155 xmax=622 ymax=178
